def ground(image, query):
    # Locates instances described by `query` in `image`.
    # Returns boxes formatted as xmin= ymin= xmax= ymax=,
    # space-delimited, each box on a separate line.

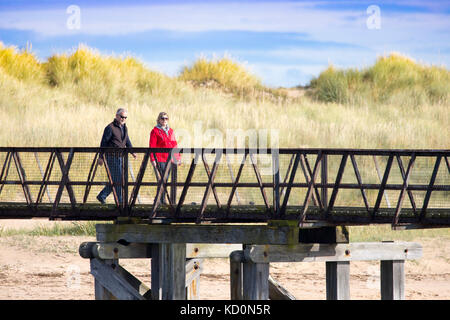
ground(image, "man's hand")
xmin=131 ymin=153 xmax=137 ymax=159
xmin=97 ymin=158 xmax=104 ymax=166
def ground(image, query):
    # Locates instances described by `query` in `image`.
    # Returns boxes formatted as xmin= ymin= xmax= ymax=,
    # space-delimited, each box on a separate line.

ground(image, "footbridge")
xmin=0 ymin=147 xmax=448 ymax=228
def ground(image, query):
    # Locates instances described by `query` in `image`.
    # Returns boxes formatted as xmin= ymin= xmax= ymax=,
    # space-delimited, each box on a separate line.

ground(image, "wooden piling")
xmin=380 ymin=260 xmax=405 ymax=300
xmin=326 ymin=261 xmax=350 ymax=300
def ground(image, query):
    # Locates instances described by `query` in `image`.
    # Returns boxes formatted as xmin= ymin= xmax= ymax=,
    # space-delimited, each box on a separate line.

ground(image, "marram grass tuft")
xmin=309 ymin=53 xmax=450 ymax=106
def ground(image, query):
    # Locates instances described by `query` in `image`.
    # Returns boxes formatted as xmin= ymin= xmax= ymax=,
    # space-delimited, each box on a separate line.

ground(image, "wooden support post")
xmin=326 ymin=261 xmax=350 ymax=300
xmin=242 ymin=260 xmax=269 ymax=300
xmin=151 ymin=244 xmax=162 ymax=300
xmin=230 ymin=250 xmax=244 ymax=300
xmin=380 ymin=260 xmax=405 ymax=300
xmin=151 ymin=243 xmax=186 ymax=300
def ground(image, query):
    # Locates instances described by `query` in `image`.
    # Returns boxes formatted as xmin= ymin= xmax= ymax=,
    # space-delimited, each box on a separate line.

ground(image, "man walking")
xmin=97 ymin=108 xmax=136 ymax=204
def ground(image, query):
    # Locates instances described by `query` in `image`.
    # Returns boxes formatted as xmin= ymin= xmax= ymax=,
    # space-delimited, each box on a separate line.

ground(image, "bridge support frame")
xmin=231 ymin=238 xmax=421 ymax=300
xmin=80 ymin=224 xmax=422 ymax=300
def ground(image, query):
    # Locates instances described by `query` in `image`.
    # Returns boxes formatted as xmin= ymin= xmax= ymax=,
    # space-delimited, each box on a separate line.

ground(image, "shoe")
xmin=97 ymin=194 xmax=106 ymax=204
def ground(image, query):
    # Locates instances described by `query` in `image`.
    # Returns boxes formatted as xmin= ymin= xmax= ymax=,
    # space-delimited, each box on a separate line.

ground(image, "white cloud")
xmin=1 ymin=1 xmax=448 ymax=41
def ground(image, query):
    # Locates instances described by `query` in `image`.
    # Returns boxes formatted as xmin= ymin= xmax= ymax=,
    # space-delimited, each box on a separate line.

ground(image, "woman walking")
xmin=149 ymin=112 xmax=181 ymax=204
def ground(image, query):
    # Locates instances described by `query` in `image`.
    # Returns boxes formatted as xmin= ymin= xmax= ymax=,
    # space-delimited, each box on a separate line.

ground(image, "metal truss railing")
xmin=0 ymin=147 xmax=448 ymax=227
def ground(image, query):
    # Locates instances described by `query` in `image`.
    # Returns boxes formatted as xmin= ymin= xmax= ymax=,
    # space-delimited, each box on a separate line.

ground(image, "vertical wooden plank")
xmin=380 ymin=260 xmax=405 ymax=300
xmin=150 ymin=244 xmax=163 ymax=300
xmin=242 ymin=261 xmax=269 ymax=300
xmin=326 ymin=261 xmax=350 ymax=300
xmin=161 ymin=243 xmax=187 ymax=300
xmin=230 ymin=251 xmax=244 ymax=300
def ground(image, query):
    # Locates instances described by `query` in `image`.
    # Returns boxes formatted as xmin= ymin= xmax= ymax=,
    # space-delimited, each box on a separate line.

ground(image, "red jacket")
xmin=149 ymin=126 xmax=181 ymax=163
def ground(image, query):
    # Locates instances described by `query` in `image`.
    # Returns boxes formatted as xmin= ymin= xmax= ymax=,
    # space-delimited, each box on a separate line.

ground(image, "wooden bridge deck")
xmin=0 ymin=203 xmax=448 ymax=228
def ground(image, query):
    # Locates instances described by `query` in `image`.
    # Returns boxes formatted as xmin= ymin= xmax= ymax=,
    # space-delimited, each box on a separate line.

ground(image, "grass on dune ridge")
xmin=0 ymin=42 xmax=448 ymax=149
xmin=309 ymin=53 xmax=450 ymax=107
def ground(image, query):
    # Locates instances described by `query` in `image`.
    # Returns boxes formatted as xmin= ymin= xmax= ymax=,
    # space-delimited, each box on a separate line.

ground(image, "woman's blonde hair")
xmin=156 ymin=112 xmax=169 ymax=124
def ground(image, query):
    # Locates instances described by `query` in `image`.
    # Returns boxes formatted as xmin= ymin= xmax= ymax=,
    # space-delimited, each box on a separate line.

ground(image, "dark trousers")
xmin=155 ymin=162 xmax=177 ymax=205
xmin=98 ymin=154 xmax=123 ymax=203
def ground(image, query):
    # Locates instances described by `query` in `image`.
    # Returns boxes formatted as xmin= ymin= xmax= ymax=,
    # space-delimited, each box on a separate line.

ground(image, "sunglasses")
xmin=161 ymin=117 xmax=169 ymax=120
xmin=120 ymin=115 xmax=127 ymax=119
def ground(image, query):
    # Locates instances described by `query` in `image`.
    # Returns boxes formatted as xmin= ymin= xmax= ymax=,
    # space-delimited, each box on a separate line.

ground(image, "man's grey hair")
xmin=116 ymin=108 xmax=127 ymax=115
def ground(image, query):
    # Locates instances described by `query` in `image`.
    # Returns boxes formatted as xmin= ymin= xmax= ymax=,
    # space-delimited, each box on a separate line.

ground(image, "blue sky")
xmin=0 ymin=0 xmax=449 ymax=87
